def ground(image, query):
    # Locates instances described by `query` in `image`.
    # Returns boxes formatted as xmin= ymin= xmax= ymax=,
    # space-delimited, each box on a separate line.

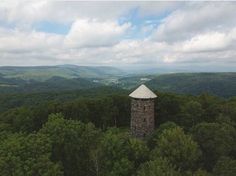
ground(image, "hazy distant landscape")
xmin=0 ymin=65 xmax=235 ymax=98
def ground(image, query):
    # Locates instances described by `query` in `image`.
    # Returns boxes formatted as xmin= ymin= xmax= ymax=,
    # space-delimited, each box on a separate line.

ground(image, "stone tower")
xmin=129 ymin=84 xmax=157 ymax=138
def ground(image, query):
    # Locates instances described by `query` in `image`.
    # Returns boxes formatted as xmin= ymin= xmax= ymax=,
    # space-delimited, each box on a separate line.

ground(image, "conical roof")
xmin=129 ymin=84 xmax=157 ymax=99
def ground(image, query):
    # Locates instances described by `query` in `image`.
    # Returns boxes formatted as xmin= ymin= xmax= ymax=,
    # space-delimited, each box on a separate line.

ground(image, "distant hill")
xmin=0 ymin=65 xmax=125 ymax=81
xmin=146 ymin=73 xmax=236 ymax=98
xmin=1 ymin=67 xmax=235 ymax=98
xmin=0 ymin=76 xmax=100 ymax=94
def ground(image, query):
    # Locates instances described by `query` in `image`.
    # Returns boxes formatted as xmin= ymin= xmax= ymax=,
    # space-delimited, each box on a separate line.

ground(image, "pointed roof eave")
xmin=129 ymin=84 xmax=157 ymax=99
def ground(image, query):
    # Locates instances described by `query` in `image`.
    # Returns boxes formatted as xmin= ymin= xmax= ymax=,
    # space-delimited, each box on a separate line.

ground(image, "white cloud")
xmin=181 ymin=32 xmax=230 ymax=52
xmin=0 ymin=1 xmax=49 ymax=24
xmin=152 ymin=2 xmax=236 ymax=42
xmin=64 ymin=19 xmax=131 ymax=48
xmin=0 ymin=27 xmax=63 ymax=52
xmin=0 ymin=1 xmax=235 ymax=70
xmin=0 ymin=1 xmax=180 ymax=25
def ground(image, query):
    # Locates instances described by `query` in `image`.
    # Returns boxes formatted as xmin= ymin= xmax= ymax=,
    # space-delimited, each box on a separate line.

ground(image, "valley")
xmin=0 ymin=65 xmax=235 ymax=98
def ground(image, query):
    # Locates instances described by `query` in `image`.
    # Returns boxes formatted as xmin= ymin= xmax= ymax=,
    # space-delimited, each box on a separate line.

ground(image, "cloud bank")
xmin=0 ymin=1 xmax=235 ymax=71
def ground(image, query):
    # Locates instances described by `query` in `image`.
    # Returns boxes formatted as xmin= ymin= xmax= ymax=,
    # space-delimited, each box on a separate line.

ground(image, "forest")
xmin=0 ymin=86 xmax=236 ymax=176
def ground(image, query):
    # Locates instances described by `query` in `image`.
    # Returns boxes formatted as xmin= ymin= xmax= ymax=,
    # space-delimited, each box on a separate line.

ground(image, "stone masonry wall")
xmin=131 ymin=98 xmax=155 ymax=138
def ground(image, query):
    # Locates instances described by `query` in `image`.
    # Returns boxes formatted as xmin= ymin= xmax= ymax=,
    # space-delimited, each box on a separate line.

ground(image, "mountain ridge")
xmin=146 ymin=72 xmax=236 ymax=98
xmin=0 ymin=65 xmax=125 ymax=81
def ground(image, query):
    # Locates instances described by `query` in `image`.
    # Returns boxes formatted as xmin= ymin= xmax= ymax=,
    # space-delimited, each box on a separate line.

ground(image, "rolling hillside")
xmin=0 ymin=65 xmax=124 ymax=81
xmin=0 ymin=76 xmax=100 ymax=94
xmin=146 ymin=72 xmax=236 ymax=98
xmin=1 ymin=66 xmax=235 ymax=98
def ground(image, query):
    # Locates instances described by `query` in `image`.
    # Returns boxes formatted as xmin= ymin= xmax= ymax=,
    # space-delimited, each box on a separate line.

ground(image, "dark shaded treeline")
xmin=0 ymin=76 xmax=100 ymax=94
xmin=0 ymin=87 xmax=236 ymax=175
xmin=146 ymin=72 xmax=236 ymax=98
xmin=1 ymin=88 xmax=235 ymax=132
xmin=0 ymin=86 xmax=127 ymax=113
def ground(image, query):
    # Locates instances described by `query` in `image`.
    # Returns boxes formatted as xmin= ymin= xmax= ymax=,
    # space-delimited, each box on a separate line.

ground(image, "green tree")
xmin=197 ymin=94 xmax=221 ymax=122
xmin=137 ymin=157 xmax=180 ymax=176
xmin=191 ymin=169 xmax=212 ymax=176
xmin=62 ymin=100 xmax=90 ymax=122
xmin=39 ymin=113 xmax=100 ymax=176
xmin=220 ymin=99 xmax=236 ymax=124
xmin=191 ymin=122 xmax=236 ymax=170
xmin=0 ymin=107 xmax=34 ymax=132
xmin=179 ymin=100 xmax=204 ymax=129
xmin=93 ymin=128 xmax=149 ymax=176
xmin=213 ymin=157 xmax=236 ymax=176
xmin=147 ymin=121 xmax=178 ymax=149
xmin=0 ymin=133 xmax=62 ymax=176
xmin=151 ymin=127 xmax=201 ymax=171
xmin=156 ymin=93 xmax=184 ymax=125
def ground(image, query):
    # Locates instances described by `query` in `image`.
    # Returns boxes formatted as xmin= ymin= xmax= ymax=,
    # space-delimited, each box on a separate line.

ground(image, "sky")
xmin=0 ymin=0 xmax=236 ymax=71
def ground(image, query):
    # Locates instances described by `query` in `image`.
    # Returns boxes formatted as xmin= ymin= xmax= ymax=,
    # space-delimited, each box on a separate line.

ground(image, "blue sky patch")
xmin=33 ymin=21 xmax=71 ymax=35
xmin=120 ymin=7 xmax=171 ymax=39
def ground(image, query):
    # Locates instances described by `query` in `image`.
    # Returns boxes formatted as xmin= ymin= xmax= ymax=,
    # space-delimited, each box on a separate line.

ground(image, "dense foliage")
xmin=0 ymin=76 xmax=100 ymax=94
xmin=146 ymin=72 xmax=236 ymax=98
xmin=0 ymin=87 xmax=236 ymax=175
